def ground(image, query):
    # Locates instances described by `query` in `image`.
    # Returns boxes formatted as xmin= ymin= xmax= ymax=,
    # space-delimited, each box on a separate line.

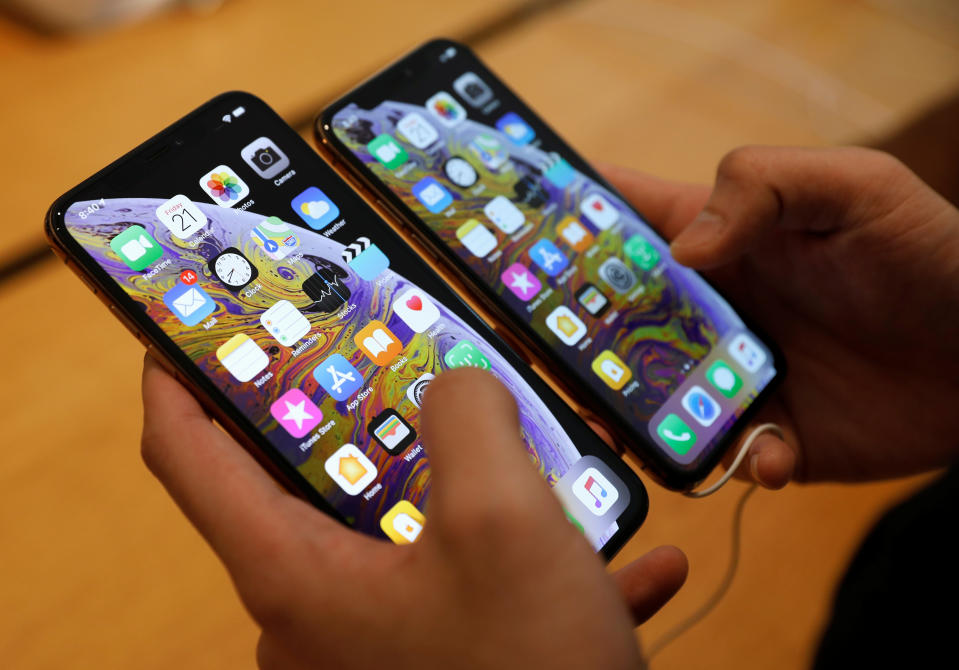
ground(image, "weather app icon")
xmin=291 ymin=186 xmax=340 ymax=230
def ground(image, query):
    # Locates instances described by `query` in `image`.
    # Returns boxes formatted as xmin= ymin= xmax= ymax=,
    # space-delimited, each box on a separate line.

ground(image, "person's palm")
xmin=603 ymin=147 xmax=959 ymax=485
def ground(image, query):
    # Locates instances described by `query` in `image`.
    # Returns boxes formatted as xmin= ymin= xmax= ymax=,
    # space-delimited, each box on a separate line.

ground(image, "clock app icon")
xmin=209 ymin=247 xmax=258 ymax=291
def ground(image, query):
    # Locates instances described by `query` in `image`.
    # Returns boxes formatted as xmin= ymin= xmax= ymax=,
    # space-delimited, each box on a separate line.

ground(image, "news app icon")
xmin=368 ymin=409 xmax=417 ymax=455
xmin=572 ymin=467 xmax=620 ymax=516
xmin=354 ymin=320 xmax=403 ymax=366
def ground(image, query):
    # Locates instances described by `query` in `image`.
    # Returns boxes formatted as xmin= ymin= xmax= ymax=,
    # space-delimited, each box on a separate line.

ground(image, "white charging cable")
xmin=683 ymin=423 xmax=785 ymax=498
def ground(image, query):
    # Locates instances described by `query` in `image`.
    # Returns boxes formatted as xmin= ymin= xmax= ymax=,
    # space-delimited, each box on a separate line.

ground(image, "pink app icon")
xmin=501 ymin=263 xmax=542 ymax=301
xmin=270 ymin=388 xmax=323 ymax=438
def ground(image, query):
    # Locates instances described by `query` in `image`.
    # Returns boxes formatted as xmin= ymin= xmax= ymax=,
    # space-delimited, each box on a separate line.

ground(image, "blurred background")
xmin=1 ymin=0 xmax=957 ymax=667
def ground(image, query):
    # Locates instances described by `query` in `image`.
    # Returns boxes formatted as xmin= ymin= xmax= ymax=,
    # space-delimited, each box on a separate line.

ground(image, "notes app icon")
xmin=216 ymin=334 xmax=269 ymax=382
xmin=354 ymin=321 xmax=402 ymax=366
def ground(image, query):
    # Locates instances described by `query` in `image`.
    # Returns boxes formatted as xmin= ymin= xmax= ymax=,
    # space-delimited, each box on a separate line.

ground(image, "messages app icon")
xmin=291 ymin=186 xmax=340 ymax=230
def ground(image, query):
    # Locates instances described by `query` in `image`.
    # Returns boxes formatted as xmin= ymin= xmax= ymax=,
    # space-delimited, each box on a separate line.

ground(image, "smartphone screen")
xmin=47 ymin=93 xmax=647 ymax=556
xmin=321 ymin=40 xmax=783 ymax=488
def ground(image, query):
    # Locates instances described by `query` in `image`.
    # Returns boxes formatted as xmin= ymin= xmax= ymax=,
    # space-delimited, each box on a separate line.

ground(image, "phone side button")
xmin=110 ymin=304 xmax=141 ymax=341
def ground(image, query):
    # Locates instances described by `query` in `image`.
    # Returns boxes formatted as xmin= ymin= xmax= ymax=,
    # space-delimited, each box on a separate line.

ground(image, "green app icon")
xmin=110 ymin=225 xmax=163 ymax=271
xmin=656 ymin=413 xmax=697 ymax=455
xmin=367 ymin=134 xmax=409 ymax=170
xmin=706 ymin=360 xmax=743 ymax=398
xmin=623 ymin=234 xmax=660 ymax=271
xmin=444 ymin=340 xmax=490 ymax=370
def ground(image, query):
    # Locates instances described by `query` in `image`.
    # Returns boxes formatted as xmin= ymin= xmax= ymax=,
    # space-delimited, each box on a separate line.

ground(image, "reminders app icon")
xmin=163 ymin=281 xmax=216 ymax=326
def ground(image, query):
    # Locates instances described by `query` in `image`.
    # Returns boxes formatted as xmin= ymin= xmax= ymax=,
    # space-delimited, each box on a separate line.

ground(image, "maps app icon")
xmin=342 ymin=237 xmax=389 ymax=281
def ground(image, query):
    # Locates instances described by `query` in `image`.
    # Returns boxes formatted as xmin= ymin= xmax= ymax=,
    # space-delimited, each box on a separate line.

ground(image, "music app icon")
xmin=572 ymin=467 xmax=620 ymax=517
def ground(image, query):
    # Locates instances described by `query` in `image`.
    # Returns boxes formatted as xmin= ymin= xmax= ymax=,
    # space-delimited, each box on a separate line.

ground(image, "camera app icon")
xmin=240 ymin=136 xmax=290 ymax=179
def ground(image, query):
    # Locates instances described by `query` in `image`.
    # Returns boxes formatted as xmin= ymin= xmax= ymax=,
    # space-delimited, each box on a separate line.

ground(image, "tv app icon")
xmin=368 ymin=409 xmax=417 ymax=455
xmin=303 ymin=267 xmax=351 ymax=312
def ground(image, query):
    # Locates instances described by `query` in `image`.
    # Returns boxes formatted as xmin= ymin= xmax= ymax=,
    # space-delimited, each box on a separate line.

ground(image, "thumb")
xmin=669 ymin=146 xmax=921 ymax=269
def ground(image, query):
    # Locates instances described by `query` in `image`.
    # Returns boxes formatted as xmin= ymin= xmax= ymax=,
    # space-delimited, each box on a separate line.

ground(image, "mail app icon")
xmin=163 ymin=280 xmax=217 ymax=326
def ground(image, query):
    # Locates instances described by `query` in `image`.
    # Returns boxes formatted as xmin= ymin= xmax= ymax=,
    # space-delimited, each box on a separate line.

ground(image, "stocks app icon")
xmin=303 ymin=267 xmax=351 ymax=312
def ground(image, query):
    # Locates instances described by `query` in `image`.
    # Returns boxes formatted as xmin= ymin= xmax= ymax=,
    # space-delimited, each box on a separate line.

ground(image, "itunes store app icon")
xmin=393 ymin=287 xmax=441 ymax=333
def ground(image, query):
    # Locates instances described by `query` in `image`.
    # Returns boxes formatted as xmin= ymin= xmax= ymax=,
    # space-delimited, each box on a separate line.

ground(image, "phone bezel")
xmin=316 ymin=39 xmax=787 ymax=490
xmin=45 ymin=90 xmax=648 ymax=559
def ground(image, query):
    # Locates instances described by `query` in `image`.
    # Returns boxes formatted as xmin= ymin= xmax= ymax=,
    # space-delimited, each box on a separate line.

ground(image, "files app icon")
xmin=163 ymin=280 xmax=216 ymax=326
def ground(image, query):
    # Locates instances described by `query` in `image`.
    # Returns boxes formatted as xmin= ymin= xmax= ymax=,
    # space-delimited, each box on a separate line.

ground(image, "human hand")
xmin=141 ymin=357 xmax=687 ymax=670
xmin=602 ymin=147 xmax=959 ymax=486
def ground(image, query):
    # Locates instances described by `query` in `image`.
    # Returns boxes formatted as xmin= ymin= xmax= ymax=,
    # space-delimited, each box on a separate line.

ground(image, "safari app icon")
xmin=291 ymin=186 xmax=340 ymax=230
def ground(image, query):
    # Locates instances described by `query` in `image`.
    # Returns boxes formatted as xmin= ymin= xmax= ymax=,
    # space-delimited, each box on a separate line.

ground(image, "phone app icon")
xmin=470 ymin=133 xmax=510 ymax=172
xmin=545 ymin=306 xmax=587 ymax=346
xmin=496 ymin=111 xmax=535 ymax=145
xmin=380 ymin=500 xmax=425 ymax=545
xmin=581 ymin=193 xmax=619 ymax=230
xmin=592 ymin=350 xmax=631 ymax=390
xmin=209 ymin=247 xmax=259 ymax=291
xmin=624 ymin=234 xmax=661 ymax=271
xmin=706 ymin=360 xmax=743 ymax=398
xmin=444 ymin=340 xmax=490 ymax=370
xmin=240 ymin=136 xmax=290 ymax=179
xmin=557 ymin=217 xmax=594 ymax=252
xmin=163 ymin=280 xmax=216 ymax=326
xmin=456 ymin=219 xmax=498 ymax=258
xmin=270 ymin=388 xmax=323 ymax=438
xmin=501 ymin=263 xmax=542 ymax=301
xmin=156 ymin=194 xmax=207 ymax=240
xmin=250 ymin=216 xmax=300 ymax=260
xmin=324 ymin=443 xmax=377 ymax=496
xmin=572 ymin=467 xmax=620 ymax=517
xmin=396 ymin=113 xmax=439 ymax=150
xmin=302 ymin=268 xmax=351 ymax=312
xmin=443 ymin=156 xmax=478 ymax=188
xmin=453 ymin=72 xmax=493 ymax=108
xmin=110 ymin=225 xmax=163 ymax=271
xmin=342 ymin=237 xmax=389 ymax=281
xmin=575 ymin=283 xmax=610 ymax=318
xmin=543 ymin=154 xmax=575 ymax=188
xmin=406 ymin=373 xmax=435 ymax=408
xmin=528 ymin=238 xmax=569 ymax=277
xmin=199 ymin=165 xmax=249 ymax=207
xmin=216 ymin=333 xmax=269 ymax=383
xmin=291 ymin=186 xmax=340 ymax=230
xmin=355 ymin=320 xmax=403 ymax=366
xmin=367 ymin=134 xmax=409 ymax=170
xmin=313 ymin=353 xmax=364 ymax=401
xmin=728 ymin=333 xmax=767 ymax=373
xmin=598 ymin=257 xmax=637 ymax=294
xmin=368 ymin=409 xmax=417 ymax=455
xmin=260 ymin=300 xmax=310 ymax=347
xmin=425 ymin=91 xmax=466 ymax=127
xmin=656 ymin=414 xmax=697 ymax=455
xmin=394 ymin=287 xmax=441 ymax=333
xmin=412 ymin=176 xmax=453 ymax=214
xmin=484 ymin=195 xmax=525 ymax=234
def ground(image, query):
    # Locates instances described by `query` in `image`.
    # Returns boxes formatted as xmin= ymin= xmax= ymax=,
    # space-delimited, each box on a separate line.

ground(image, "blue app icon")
xmin=342 ymin=237 xmax=389 ymax=281
xmin=314 ymin=353 xmax=364 ymax=401
xmin=412 ymin=177 xmax=453 ymax=214
xmin=543 ymin=156 xmax=576 ymax=188
xmin=291 ymin=186 xmax=340 ymax=230
xmin=528 ymin=238 xmax=570 ymax=277
xmin=681 ymin=386 xmax=722 ymax=428
xmin=163 ymin=281 xmax=216 ymax=326
xmin=496 ymin=112 xmax=535 ymax=145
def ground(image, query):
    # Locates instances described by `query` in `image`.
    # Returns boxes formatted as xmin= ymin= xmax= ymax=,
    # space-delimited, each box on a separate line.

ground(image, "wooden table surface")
xmin=1 ymin=1 xmax=956 ymax=668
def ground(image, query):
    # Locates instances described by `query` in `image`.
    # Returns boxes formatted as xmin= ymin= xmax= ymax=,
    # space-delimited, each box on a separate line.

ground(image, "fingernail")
xmin=671 ymin=211 xmax=724 ymax=252
xmin=749 ymin=452 xmax=763 ymax=485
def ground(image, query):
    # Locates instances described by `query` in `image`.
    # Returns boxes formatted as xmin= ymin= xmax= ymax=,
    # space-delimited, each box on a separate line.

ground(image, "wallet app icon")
xmin=163 ymin=280 xmax=216 ymax=326
xmin=368 ymin=409 xmax=417 ymax=455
